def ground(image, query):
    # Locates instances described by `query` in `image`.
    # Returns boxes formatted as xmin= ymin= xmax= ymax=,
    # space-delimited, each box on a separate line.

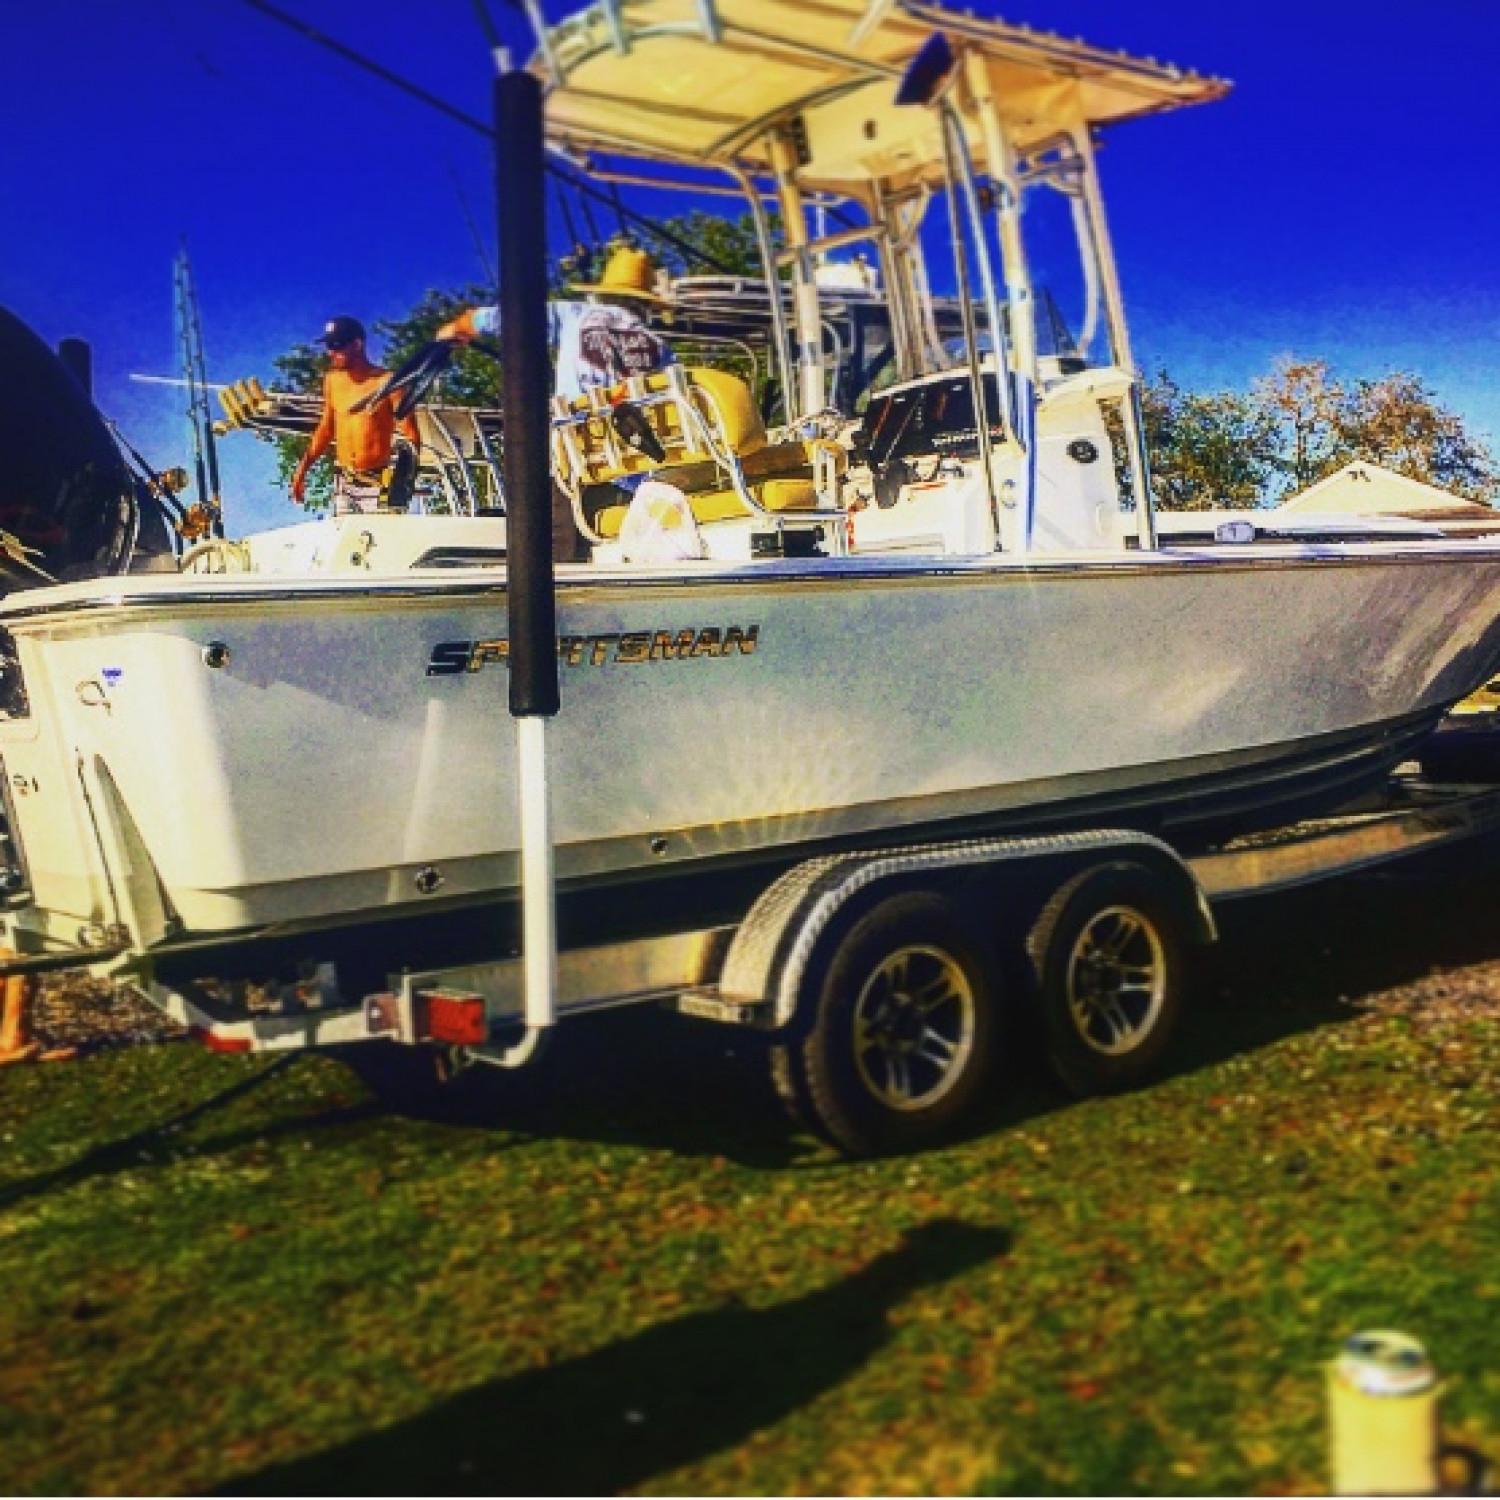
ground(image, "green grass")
xmin=2 ymin=859 xmax=1499 ymax=1495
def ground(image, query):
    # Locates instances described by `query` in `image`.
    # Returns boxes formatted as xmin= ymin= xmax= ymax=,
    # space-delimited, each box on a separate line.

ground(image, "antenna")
xmin=172 ymin=243 xmax=225 ymax=537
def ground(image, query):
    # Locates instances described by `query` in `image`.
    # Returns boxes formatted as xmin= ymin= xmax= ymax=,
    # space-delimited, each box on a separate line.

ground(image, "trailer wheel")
xmin=772 ymin=891 xmax=1000 ymax=1157
xmin=1026 ymin=863 xmax=1187 ymax=1097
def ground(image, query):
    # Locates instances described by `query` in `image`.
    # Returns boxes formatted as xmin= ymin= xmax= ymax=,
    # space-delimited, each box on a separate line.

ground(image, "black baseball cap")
xmin=321 ymin=316 xmax=366 ymax=350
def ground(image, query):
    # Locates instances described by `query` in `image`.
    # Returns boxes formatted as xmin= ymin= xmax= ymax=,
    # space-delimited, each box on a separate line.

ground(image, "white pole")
xmin=964 ymin=52 xmax=1038 ymax=386
xmin=517 ymin=714 xmax=557 ymax=1034
xmin=963 ymin=50 xmax=1038 ymax=554
xmin=768 ymin=129 xmax=826 ymax=419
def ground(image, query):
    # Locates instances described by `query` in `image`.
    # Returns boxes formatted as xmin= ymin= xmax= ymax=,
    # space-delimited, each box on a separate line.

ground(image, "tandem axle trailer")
xmin=12 ymin=772 xmax=1500 ymax=1157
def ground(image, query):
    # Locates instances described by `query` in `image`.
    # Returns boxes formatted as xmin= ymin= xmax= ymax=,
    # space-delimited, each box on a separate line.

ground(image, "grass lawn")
xmin=1 ymin=851 xmax=1498 ymax=1495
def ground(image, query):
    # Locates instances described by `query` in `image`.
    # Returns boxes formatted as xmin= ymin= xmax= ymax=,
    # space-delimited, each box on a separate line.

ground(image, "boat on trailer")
xmin=4 ymin=0 xmax=1500 ymax=1151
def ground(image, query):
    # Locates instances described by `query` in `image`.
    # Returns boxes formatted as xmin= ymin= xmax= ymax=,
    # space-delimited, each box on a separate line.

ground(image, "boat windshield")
xmin=0 ymin=307 xmax=136 ymax=586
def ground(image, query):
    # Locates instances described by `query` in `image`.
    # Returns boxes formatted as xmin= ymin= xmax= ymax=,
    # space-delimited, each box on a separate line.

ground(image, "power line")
xmin=232 ymin=0 xmax=746 ymax=278
xmin=239 ymin=0 xmax=490 ymax=135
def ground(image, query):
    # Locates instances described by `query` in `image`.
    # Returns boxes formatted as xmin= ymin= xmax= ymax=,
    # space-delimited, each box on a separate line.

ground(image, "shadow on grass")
xmin=0 ymin=1055 xmax=378 ymax=1213
xmin=420 ymin=1012 xmax=815 ymax=1169
xmin=219 ymin=1217 xmax=1010 ymax=1497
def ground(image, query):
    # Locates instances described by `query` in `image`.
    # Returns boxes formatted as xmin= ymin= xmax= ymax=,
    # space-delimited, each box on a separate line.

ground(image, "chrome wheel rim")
xmin=853 ymin=945 xmax=976 ymax=1111
xmin=1065 ymin=905 xmax=1167 ymax=1056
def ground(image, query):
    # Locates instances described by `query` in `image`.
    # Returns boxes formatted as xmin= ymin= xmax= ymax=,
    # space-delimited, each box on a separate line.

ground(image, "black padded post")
xmin=496 ymin=67 xmax=559 ymax=719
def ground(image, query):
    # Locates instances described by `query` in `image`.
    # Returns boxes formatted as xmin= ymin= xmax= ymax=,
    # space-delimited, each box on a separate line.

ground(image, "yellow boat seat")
xmin=595 ymin=478 xmax=820 ymax=540
xmin=654 ymin=438 xmax=819 ymax=496
xmin=552 ymin=365 xmax=775 ymax=494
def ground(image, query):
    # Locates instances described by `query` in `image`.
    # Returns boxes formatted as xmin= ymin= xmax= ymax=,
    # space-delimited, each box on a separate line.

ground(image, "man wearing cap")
xmin=292 ymin=316 xmax=420 ymax=515
xmin=437 ymin=246 xmax=676 ymax=558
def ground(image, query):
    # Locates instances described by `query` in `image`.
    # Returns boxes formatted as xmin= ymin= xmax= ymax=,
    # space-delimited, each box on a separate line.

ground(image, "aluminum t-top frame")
xmin=525 ymin=0 xmax=1228 ymax=551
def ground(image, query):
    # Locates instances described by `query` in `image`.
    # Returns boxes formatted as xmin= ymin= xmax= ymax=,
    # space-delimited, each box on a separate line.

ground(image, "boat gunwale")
xmin=8 ymin=539 xmax=1500 ymax=626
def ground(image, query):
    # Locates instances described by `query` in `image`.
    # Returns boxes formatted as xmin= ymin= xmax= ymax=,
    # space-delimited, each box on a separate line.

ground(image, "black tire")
xmin=332 ymin=1041 xmax=479 ymax=1117
xmin=1026 ymin=862 xmax=1189 ymax=1097
xmin=770 ymin=891 xmax=1001 ymax=1157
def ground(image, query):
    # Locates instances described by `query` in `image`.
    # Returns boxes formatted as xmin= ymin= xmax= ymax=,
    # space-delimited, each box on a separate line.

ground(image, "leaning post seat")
xmin=550 ymin=365 xmax=844 ymax=543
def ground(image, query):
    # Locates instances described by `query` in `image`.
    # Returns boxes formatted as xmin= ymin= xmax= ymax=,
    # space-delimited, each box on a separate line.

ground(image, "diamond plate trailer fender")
xmin=716 ymin=829 xmax=1217 ymax=1029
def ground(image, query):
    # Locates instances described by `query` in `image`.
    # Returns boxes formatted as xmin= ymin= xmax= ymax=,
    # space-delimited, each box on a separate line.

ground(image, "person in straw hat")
xmin=437 ymin=243 xmax=677 ymax=558
xmin=437 ymin=243 xmax=674 ymax=396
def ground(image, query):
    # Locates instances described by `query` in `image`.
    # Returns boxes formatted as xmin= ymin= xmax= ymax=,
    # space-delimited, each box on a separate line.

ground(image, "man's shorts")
xmin=333 ymin=468 xmax=384 ymax=516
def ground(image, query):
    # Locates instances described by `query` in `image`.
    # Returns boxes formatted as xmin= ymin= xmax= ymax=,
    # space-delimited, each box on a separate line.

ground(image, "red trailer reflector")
xmin=188 ymin=1024 xmax=254 ymax=1054
xmin=420 ymin=989 xmax=488 ymax=1046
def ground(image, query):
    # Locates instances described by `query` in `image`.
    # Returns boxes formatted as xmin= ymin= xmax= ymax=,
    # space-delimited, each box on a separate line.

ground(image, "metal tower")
xmin=172 ymin=242 xmax=224 ymax=537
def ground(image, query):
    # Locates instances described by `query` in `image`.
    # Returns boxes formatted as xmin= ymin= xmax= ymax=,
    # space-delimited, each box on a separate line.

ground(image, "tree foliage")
xmin=1140 ymin=372 xmax=1281 ymax=511
xmin=649 ymin=209 xmax=770 ymax=280
xmin=1145 ymin=357 xmax=1499 ymax=510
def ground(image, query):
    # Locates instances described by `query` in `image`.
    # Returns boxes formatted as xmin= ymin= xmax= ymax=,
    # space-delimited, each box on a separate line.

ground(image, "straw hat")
xmin=574 ymin=246 xmax=667 ymax=302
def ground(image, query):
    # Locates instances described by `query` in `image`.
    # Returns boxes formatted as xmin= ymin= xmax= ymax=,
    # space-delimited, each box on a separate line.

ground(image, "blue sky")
xmin=5 ymin=2 xmax=1499 ymax=532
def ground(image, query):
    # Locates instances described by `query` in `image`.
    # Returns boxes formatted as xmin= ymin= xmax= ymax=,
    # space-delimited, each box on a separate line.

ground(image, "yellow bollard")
xmin=1328 ymin=1330 xmax=1441 ymax=1495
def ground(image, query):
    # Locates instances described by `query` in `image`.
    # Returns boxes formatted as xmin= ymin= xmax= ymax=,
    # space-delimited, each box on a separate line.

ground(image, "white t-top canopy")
xmin=538 ymin=0 xmax=1229 ymax=185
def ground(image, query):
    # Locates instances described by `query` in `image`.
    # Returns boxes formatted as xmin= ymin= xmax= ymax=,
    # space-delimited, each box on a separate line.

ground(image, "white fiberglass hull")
xmin=6 ymin=541 xmax=1500 ymax=945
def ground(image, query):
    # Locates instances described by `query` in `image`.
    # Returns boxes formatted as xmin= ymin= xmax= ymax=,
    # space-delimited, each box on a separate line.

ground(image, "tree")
xmin=1335 ymin=371 xmax=1500 ymax=502
xmin=1139 ymin=370 xmax=1281 ymax=511
xmin=1141 ymin=357 xmax=1499 ymax=510
xmin=1249 ymin=357 xmax=1499 ymax=504
xmin=1252 ymin=358 xmax=1346 ymax=496
xmin=649 ymin=209 xmax=770 ymax=280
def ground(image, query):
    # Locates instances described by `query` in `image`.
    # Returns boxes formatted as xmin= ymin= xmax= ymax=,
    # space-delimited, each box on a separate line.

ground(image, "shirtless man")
xmin=291 ymin=316 xmax=419 ymax=515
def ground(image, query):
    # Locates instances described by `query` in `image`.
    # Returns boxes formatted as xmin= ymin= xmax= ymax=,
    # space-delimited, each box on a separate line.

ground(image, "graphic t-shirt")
xmin=472 ymin=300 xmax=675 ymax=396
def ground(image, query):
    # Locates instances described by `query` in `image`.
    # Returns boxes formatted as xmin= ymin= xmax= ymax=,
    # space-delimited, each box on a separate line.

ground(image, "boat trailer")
xmin=13 ymin=770 xmax=1500 ymax=1157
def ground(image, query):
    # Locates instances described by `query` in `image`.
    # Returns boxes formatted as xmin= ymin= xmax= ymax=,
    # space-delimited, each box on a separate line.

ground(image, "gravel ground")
xmin=31 ymin=973 xmax=182 ymax=1052
xmin=1351 ymin=958 xmax=1500 ymax=1023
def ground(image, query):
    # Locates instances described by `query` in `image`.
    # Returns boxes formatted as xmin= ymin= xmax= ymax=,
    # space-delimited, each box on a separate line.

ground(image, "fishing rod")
xmin=106 ymin=421 xmax=192 ymax=526
xmin=351 ymin=338 xmax=505 ymax=421
xmin=607 ymin=179 xmax=629 ymax=241
xmin=577 ymin=174 xmax=602 ymax=250
xmin=234 ymin=0 xmax=745 ymax=278
xmin=447 ymin=157 xmax=498 ymax=286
